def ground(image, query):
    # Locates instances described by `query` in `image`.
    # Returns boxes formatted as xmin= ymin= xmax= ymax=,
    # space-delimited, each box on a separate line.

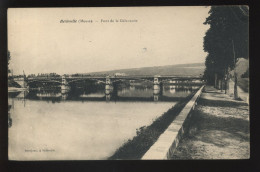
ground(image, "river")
xmin=8 ymin=83 xmax=200 ymax=160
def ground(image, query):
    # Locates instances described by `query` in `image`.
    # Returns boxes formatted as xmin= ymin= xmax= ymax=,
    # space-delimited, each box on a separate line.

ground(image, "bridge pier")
xmin=61 ymin=75 xmax=70 ymax=94
xmin=153 ymin=76 xmax=163 ymax=101
xmin=153 ymin=76 xmax=160 ymax=85
xmin=105 ymin=76 xmax=119 ymax=101
xmin=105 ymin=76 xmax=113 ymax=95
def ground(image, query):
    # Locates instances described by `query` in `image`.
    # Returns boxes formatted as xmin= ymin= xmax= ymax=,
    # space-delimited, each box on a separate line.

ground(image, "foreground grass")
xmin=108 ymin=92 xmax=196 ymax=160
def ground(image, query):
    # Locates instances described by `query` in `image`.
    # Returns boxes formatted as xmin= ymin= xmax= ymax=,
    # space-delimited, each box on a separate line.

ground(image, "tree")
xmin=203 ymin=6 xmax=249 ymax=97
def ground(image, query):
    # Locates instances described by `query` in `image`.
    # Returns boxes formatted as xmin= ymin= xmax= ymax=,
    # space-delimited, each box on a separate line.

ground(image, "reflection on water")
xmin=8 ymin=82 xmax=201 ymax=160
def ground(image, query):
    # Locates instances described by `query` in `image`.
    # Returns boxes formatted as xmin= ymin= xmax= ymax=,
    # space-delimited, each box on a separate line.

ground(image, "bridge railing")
xmin=26 ymin=75 xmax=203 ymax=80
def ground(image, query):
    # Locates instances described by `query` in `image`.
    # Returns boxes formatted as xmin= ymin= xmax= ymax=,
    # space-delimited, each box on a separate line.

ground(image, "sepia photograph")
xmin=7 ymin=6 xmax=249 ymax=160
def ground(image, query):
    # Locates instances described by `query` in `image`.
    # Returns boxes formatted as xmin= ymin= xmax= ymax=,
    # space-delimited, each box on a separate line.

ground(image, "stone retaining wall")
xmin=142 ymin=85 xmax=205 ymax=160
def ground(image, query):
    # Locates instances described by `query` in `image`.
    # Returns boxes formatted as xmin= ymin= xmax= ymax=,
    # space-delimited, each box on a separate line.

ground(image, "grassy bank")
xmin=108 ymin=91 xmax=196 ymax=160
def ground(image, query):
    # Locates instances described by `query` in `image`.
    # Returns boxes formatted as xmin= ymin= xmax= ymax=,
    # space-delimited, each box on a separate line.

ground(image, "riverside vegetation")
xmin=108 ymin=92 xmax=196 ymax=159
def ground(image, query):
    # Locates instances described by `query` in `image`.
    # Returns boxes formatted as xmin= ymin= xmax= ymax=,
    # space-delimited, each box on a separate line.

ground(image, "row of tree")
xmin=203 ymin=6 xmax=249 ymax=98
xmin=28 ymin=73 xmax=60 ymax=78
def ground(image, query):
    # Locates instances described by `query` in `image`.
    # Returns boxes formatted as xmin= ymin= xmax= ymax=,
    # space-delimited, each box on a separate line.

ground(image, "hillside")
xmin=86 ymin=63 xmax=205 ymax=76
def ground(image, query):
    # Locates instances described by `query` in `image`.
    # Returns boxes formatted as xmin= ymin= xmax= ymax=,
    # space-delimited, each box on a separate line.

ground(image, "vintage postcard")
xmin=8 ymin=6 xmax=249 ymax=160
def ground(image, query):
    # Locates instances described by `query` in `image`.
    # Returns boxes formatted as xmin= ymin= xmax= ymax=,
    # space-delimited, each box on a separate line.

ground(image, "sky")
xmin=8 ymin=7 xmax=210 ymax=75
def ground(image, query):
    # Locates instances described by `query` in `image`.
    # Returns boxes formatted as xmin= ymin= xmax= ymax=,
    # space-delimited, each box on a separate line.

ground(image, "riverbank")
xmin=171 ymin=86 xmax=249 ymax=159
xmin=108 ymin=92 xmax=197 ymax=160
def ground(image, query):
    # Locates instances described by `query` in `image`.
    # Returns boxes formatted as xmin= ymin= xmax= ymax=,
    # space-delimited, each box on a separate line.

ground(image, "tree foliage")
xmin=203 ymin=6 xmax=249 ymax=84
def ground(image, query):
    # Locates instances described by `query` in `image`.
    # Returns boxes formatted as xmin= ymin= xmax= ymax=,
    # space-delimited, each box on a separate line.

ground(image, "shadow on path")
xmin=198 ymin=98 xmax=248 ymax=107
xmin=171 ymin=86 xmax=249 ymax=159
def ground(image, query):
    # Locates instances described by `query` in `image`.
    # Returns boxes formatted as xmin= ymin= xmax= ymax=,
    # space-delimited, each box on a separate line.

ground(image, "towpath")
xmin=171 ymin=85 xmax=249 ymax=159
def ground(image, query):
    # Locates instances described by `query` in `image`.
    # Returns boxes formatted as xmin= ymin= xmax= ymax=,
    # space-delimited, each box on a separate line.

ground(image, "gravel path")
xmin=171 ymin=86 xmax=249 ymax=159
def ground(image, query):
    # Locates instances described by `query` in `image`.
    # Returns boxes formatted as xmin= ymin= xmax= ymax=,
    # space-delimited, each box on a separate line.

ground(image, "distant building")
xmin=114 ymin=73 xmax=127 ymax=76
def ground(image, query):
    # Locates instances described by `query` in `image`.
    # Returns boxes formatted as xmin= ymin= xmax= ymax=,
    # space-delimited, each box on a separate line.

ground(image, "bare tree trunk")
xmin=217 ymin=79 xmax=221 ymax=90
xmin=225 ymin=76 xmax=228 ymax=94
xmin=220 ymin=79 xmax=223 ymax=91
xmin=224 ymin=67 xmax=231 ymax=95
xmin=232 ymin=39 xmax=239 ymax=100
xmin=224 ymin=68 xmax=227 ymax=94
xmin=214 ymin=73 xmax=218 ymax=88
xmin=234 ymin=72 xmax=238 ymax=99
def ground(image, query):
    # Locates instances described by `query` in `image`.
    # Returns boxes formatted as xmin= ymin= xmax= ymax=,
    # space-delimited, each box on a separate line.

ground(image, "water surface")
xmin=8 ymin=83 xmax=199 ymax=160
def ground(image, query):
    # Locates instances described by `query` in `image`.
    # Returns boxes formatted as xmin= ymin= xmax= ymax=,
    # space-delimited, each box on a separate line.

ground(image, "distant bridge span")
xmin=15 ymin=75 xmax=203 ymax=89
xmin=27 ymin=75 xmax=202 ymax=81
